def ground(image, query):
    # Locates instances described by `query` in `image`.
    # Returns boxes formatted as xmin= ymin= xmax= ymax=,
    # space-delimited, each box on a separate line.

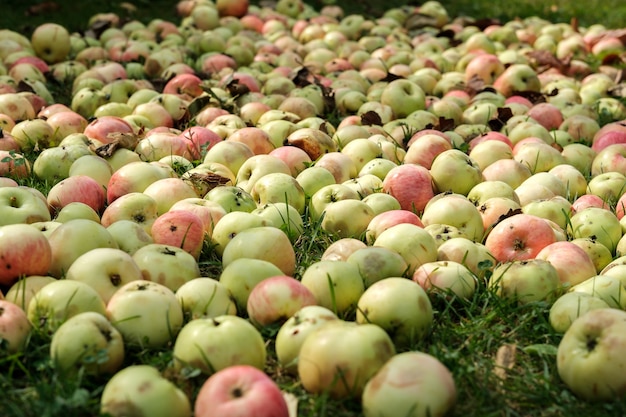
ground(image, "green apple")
xmin=219 ymin=258 xmax=284 ymax=313
xmin=357 ymin=277 xmax=433 ymax=347
xmin=65 ymin=247 xmax=144 ymax=303
xmin=549 ymin=292 xmax=611 ymax=333
xmin=28 ymin=279 xmax=107 ymax=333
xmin=173 ymin=315 xmax=266 ymax=375
xmin=106 ymin=280 xmax=184 ymax=349
xmin=50 ymin=311 xmax=124 ymax=375
xmin=274 ymin=305 xmax=338 ymax=374
xmin=298 ymin=320 xmax=396 ymax=398
xmin=373 ymin=223 xmax=438 ymax=275
xmin=47 ymin=218 xmax=119 ymax=278
xmin=0 ymin=186 xmax=51 ymax=226
xmin=413 ymin=260 xmax=477 ymax=300
xmin=0 ymin=299 xmax=32 ymax=353
xmin=300 ymin=260 xmax=365 ymax=317
xmin=175 ymin=277 xmax=237 ymax=321
xmin=221 ymin=226 xmax=296 ymax=276
xmin=568 ymin=274 xmax=626 ymax=309
xmin=100 ymin=365 xmax=191 ymax=417
xmin=106 ymin=219 xmax=155 ymax=255
xmin=557 ymin=308 xmax=626 ymax=401
xmin=362 ymin=351 xmax=457 ymax=417
xmin=489 ymin=259 xmax=561 ymax=304
xmin=346 ymin=246 xmax=408 ymax=288
xmin=132 ymin=243 xmax=201 ymax=292
xmin=5 ymin=275 xmax=56 ymax=311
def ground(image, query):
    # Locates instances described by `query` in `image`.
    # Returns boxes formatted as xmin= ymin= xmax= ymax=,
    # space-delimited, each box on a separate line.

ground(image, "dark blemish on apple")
xmin=133 ymin=213 xmax=145 ymax=223
xmin=138 ymin=380 xmax=152 ymax=392
xmin=163 ymin=247 xmax=177 ymax=256
xmin=110 ymin=274 xmax=121 ymax=286
xmin=586 ymin=336 xmax=598 ymax=351
xmin=169 ymin=225 xmax=177 ymax=232
xmin=232 ymin=387 xmax=244 ymax=398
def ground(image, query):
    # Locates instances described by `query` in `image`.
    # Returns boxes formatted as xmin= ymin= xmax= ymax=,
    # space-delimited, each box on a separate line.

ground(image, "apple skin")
xmin=549 ymin=292 xmax=611 ymax=333
xmin=31 ymin=23 xmax=71 ymax=64
xmin=47 ymin=175 xmax=107 ymax=215
xmin=382 ymin=164 xmax=435 ymax=214
xmin=489 ymin=259 xmax=561 ymax=304
xmin=373 ymin=223 xmax=438 ymax=276
xmin=300 ymin=260 xmax=365 ymax=317
xmin=151 ymin=210 xmax=206 ymax=260
xmin=46 ymin=218 xmax=119 ymax=279
xmin=173 ymin=315 xmax=266 ymax=375
xmin=221 ymin=226 xmax=296 ymax=277
xmin=64 ymin=247 xmax=144 ymax=303
xmin=175 ymin=277 xmax=237 ymax=321
xmin=0 ymin=299 xmax=32 ymax=353
xmin=356 ymin=277 xmax=433 ymax=347
xmin=557 ymin=308 xmax=626 ymax=401
xmin=274 ymin=305 xmax=339 ymax=374
xmin=106 ymin=280 xmax=184 ymax=348
xmin=219 ymin=258 xmax=284 ymax=313
xmin=413 ymin=260 xmax=478 ymax=300
xmin=194 ymin=365 xmax=289 ymax=417
xmin=362 ymin=351 xmax=457 ymax=417
xmin=27 ymin=279 xmax=107 ymax=334
xmin=246 ymin=275 xmax=318 ymax=328
xmin=4 ymin=275 xmax=56 ymax=311
xmin=100 ymin=365 xmax=191 ymax=417
xmin=132 ymin=243 xmax=201 ymax=292
xmin=298 ymin=320 xmax=396 ymax=399
xmin=0 ymin=186 xmax=52 ymax=226
xmin=50 ymin=311 xmax=124 ymax=376
xmin=484 ymin=213 xmax=558 ymax=263
xmin=0 ymin=224 xmax=52 ymax=287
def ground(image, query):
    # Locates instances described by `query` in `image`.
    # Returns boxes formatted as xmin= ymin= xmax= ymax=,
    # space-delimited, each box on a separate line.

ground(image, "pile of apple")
xmin=2 ymin=0 xmax=626 ymax=414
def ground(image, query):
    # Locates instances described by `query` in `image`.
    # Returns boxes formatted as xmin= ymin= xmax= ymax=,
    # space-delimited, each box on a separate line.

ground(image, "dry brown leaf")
xmin=494 ymin=343 xmax=517 ymax=381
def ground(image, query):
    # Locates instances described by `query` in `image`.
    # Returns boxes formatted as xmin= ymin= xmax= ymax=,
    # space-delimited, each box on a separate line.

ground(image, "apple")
xmin=489 ymin=259 xmax=561 ymax=304
xmin=50 ymin=311 xmax=124 ymax=375
xmin=47 ymin=218 xmax=119 ymax=278
xmin=321 ymin=238 xmax=368 ymax=262
xmin=219 ymin=258 xmax=284 ymax=313
xmin=32 ymin=145 xmax=91 ymax=183
xmin=101 ymin=192 xmax=159 ymax=235
xmin=321 ymin=199 xmax=376 ymax=239
xmin=413 ymin=260 xmax=477 ymax=300
xmin=204 ymin=185 xmax=257 ymax=214
xmin=175 ymin=277 xmax=237 ymax=321
xmin=246 ymin=275 xmax=317 ymax=328
xmin=100 ymin=365 xmax=191 ymax=417
xmin=221 ymin=226 xmax=296 ymax=277
xmin=493 ymin=63 xmax=540 ymax=97
xmin=251 ymin=172 xmax=306 ymax=214
xmin=298 ymin=320 xmax=396 ymax=398
xmin=382 ymin=164 xmax=435 ymax=214
xmin=0 ymin=223 xmax=52 ymax=287
xmin=484 ymin=213 xmax=558 ymax=263
xmin=300 ymin=260 xmax=365 ymax=317
xmin=107 ymin=161 xmax=176 ymax=204
xmin=535 ymin=241 xmax=597 ymax=288
xmin=28 ymin=279 xmax=107 ymax=333
xmin=106 ymin=280 xmax=183 ymax=348
xmin=346 ymin=246 xmax=409 ymax=288
xmin=308 ymin=183 xmax=360 ymax=222
xmin=173 ymin=315 xmax=265 ymax=375
xmin=549 ymin=292 xmax=611 ymax=333
xmin=557 ymin=308 xmax=626 ymax=401
xmin=0 ymin=299 xmax=31 ymax=353
xmin=31 ymin=23 xmax=71 ymax=64
xmin=4 ymin=275 xmax=56 ymax=311
xmin=64 ymin=247 xmax=144 ymax=303
xmin=421 ymin=193 xmax=484 ymax=242
xmin=0 ymin=185 xmax=51 ymax=226
xmin=194 ymin=365 xmax=289 ymax=417
xmin=252 ymin=202 xmax=304 ymax=241
xmin=568 ymin=207 xmax=622 ymax=255
xmin=362 ymin=351 xmax=457 ymax=417
xmin=357 ymin=276 xmax=433 ymax=346
xmin=569 ymin=275 xmax=626 ymax=309
xmin=235 ymin=154 xmax=291 ymax=194
xmin=47 ymin=175 xmax=107 ymax=216
xmin=380 ymin=79 xmax=426 ymax=118
xmin=274 ymin=305 xmax=339 ymax=374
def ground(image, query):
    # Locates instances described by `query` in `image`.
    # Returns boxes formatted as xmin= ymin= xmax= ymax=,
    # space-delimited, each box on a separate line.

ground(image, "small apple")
xmin=0 ymin=299 xmax=31 ymax=353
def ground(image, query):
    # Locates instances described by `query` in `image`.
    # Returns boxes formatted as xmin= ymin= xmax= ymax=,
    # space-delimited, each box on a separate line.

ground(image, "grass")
xmin=2 ymin=0 xmax=626 ymax=416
